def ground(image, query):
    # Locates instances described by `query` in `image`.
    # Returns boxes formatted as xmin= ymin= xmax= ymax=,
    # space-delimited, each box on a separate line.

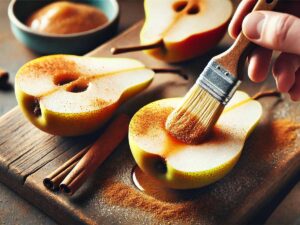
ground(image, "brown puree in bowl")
xmin=26 ymin=1 xmax=108 ymax=35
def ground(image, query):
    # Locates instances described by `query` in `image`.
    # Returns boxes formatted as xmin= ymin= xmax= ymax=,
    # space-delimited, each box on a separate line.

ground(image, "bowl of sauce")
xmin=8 ymin=0 xmax=119 ymax=54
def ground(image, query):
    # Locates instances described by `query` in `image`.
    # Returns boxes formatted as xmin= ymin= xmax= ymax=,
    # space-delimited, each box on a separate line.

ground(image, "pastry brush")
xmin=166 ymin=0 xmax=278 ymax=144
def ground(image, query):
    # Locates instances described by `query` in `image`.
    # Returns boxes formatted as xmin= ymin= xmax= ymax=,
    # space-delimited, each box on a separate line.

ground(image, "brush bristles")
xmin=165 ymin=85 xmax=224 ymax=144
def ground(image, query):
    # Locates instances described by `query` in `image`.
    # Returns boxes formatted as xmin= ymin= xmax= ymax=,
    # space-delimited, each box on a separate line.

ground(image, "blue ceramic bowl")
xmin=8 ymin=0 xmax=119 ymax=54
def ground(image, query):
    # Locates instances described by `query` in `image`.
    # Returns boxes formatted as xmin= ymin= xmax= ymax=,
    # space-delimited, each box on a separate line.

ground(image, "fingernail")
xmin=243 ymin=12 xmax=265 ymax=40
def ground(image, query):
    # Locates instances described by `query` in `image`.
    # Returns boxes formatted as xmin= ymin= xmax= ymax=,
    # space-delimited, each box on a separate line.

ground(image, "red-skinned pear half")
xmin=141 ymin=0 xmax=233 ymax=62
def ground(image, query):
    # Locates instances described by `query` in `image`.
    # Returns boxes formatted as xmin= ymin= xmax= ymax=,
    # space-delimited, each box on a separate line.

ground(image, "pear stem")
xmin=252 ymin=90 xmax=282 ymax=100
xmin=152 ymin=68 xmax=188 ymax=80
xmin=111 ymin=40 xmax=163 ymax=55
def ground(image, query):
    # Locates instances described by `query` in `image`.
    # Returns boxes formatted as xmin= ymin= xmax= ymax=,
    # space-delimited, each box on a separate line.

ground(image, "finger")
xmin=242 ymin=11 xmax=300 ymax=54
xmin=273 ymin=53 xmax=300 ymax=93
xmin=289 ymin=69 xmax=300 ymax=101
xmin=228 ymin=0 xmax=257 ymax=39
xmin=248 ymin=46 xmax=272 ymax=82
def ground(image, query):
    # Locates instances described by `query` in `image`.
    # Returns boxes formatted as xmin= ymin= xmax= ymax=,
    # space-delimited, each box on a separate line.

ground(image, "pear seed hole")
xmin=154 ymin=158 xmax=167 ymax=174
xmin=67 ymin=82 xmax=89 ymax=93
xmin=173 ymin=1 xmax=188 ymax=12
xmin=33 ymin=98 xmax=41 ymax=117
xmin=54 ymin=74 xmax=79 ymax=86
xmin=187 ymin=5 xmax=200 ymax=14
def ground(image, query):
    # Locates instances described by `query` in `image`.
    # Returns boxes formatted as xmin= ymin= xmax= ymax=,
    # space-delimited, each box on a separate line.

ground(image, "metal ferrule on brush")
xmin=196 ymin=60 xmax=241 ymax=105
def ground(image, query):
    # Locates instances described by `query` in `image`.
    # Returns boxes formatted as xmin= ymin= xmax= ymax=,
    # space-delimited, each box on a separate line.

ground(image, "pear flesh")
xmin=129 ymin=91 xmax=262 ymax=189
xmin=142 ymin=0 xmax=233 ymax=43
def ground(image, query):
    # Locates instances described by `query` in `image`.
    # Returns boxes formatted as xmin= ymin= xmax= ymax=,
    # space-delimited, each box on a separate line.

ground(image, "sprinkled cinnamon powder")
xmin=91 ymin=98 xmax=110 ymax=108
xmin=102 ymin=181 xmax=195 ymax=223
xmin=130 ymin=105 xmax=174 ymax=137
xmin=246 ymin=119 xmax=300 ymax=162
xmin=102 ymin=119 xmax=300 ymax=224
xmin=19 ymin=56 xmax=78 ymax=78
xmin=269 ymin=119 xmax=300 ymax=148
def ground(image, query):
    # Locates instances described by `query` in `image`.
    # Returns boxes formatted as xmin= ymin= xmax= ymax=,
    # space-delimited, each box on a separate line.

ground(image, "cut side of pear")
xmin=142 ymin=0 xmax=233 ymax=43
xmin=129 ymin=91 xmax=262 ymax=189
xmin=15 ymin=55 xmax=154 ymax=136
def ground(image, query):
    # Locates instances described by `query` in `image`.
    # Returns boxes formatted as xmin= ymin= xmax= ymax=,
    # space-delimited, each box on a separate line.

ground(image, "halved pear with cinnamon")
xmin=129 ymin=91 xmax=262 ymax=189
xmin=15 ymin=55 xmax=154 ymax=136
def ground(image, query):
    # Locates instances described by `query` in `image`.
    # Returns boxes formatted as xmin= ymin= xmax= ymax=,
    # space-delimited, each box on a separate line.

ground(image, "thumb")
xmin=242 ymin=11 xmax=300 ymax=55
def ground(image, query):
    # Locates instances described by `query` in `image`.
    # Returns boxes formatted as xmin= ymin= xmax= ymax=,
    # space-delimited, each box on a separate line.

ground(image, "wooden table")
xmin=0 ymin=0 xmax=299 ymax=224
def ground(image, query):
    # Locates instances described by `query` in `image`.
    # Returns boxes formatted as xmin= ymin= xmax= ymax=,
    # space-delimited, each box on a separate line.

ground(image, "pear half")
xmin=15 ymin=55 xmax=154 ymax=136
xmin=129 ymin=91 xmax=262 ymax=189
xmin=141 ymin=0 xmax=233 ymax=62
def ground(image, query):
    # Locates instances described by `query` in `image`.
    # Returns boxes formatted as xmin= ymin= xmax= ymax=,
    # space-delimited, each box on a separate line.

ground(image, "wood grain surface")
xmin=0 ymin=21 xmax=300 ymax=225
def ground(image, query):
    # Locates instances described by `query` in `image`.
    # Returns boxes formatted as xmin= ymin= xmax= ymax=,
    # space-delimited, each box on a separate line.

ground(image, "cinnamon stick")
xmin=60 ymin=114 xmax=130 ymax=195
xmin=111 ymin=40 xmax=163 ymax=55
xmin=43 ymin=145 xmax=90 ymax=191
xmin=47 ymin=160 xmax=78 ymax=192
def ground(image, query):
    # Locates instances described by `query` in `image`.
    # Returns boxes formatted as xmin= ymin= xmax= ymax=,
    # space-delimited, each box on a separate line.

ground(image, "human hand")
xmin=229 ymin=0 xmax=300 ymax=101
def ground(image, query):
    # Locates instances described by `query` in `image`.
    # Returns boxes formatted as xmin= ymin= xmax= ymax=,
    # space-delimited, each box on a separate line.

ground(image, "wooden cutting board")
xmin=0 ymin=21 xmax=300 ymax=225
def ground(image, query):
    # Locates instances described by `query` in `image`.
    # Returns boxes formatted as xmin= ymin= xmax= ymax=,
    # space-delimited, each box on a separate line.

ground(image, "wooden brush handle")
xmin=214 ymin=0 xmax=278 ymax=80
